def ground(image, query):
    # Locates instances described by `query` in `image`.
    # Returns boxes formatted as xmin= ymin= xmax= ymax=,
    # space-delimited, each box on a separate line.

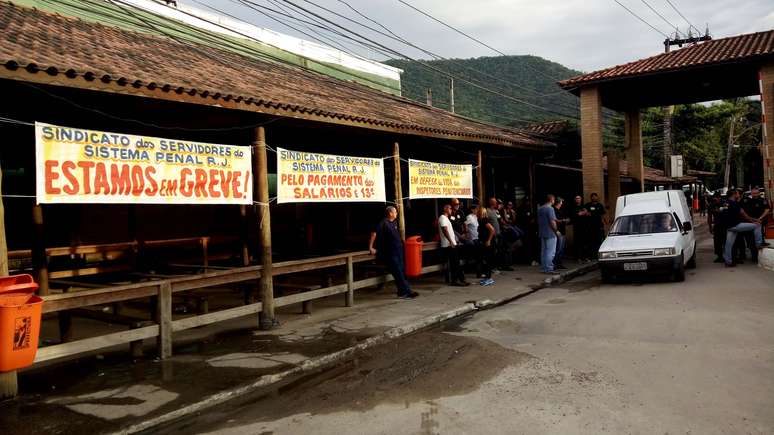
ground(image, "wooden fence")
xmin=33 ymin=242 xmax=441 ymax=365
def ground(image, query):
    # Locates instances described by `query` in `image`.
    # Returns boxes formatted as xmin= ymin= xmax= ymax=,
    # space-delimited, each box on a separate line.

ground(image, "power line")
xmin=396 ymin=0 xmax=565 ymax=82
xmin=265 ymin=0 xmax=582 ymax=116
xmin=663 ymin=0 xmax=698 ymax=33
xmin=273 ymin=0 xmax=579 ymax=120
xmin=107 ymin=0 xmax=561 ymax=139
xmin=639 ymin=0 xmax=683 ymax=37
xmin=612 ymin=0 xmax=669 ymax=38
xmin=335 ymin=0 xmax=573 ymax=100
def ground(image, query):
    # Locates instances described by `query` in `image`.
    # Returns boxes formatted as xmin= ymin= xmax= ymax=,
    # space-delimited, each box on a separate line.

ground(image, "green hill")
xmin=385 ymin=56 xmax=583 ymax=126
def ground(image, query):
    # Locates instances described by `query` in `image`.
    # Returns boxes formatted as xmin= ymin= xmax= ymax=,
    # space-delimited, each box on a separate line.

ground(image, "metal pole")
xmin=449 ymin=78 xmax=455 ymax=113
xmin=255 ymin=126 xmax=275 ymax=329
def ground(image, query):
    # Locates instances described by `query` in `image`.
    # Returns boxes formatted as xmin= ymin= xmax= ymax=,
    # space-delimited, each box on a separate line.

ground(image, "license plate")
xmin=623 ymin=262 xmax=648 ymax=271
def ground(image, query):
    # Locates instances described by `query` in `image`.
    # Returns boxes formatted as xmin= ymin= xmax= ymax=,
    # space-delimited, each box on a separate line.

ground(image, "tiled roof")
xmin=524 ymin=120 xmax=572 ymax=136
xmin=0 ymin=2 xmax=549 ymax=149
xmin=559 ymin=30 xmax=774 ymax=88
xmin=540 ymin=158 xmax=699 ymax=184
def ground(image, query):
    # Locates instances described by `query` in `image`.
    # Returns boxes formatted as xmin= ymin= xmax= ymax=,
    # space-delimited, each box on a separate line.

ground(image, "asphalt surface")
xmin=168 ymin=232 xmax=774 ymax=435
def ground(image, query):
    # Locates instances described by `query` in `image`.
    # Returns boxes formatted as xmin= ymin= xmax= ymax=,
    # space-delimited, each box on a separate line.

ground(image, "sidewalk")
xmin=0 ymin=261 xmax=596 ymax=435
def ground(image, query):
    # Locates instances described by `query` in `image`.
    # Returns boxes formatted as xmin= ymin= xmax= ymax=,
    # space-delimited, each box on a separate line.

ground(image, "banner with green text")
xmin=35 ymin=122 xmax=252 ymax=205
xmin=408 ymin=159 xmax=473 ymax=199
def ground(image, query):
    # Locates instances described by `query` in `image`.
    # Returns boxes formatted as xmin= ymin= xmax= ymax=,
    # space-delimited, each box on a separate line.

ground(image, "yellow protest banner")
xmin=408 ymin=159 xmax=473 ymax=199
xmin=276 ymin=147 xmax=385 ymax=203
xmin=35 ymin=122 xmax=252 ymax=205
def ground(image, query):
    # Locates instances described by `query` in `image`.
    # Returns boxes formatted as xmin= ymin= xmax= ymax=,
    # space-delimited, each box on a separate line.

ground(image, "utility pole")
xmin=724 ymin=112 xmax=737 ymax=189
xmin=449 ymin=77 xmax=455 ymax=113
xmin=661 ymin=28 xmax=712 ymax=177
xmin=663 ymin=39 xmax=674 ymax=177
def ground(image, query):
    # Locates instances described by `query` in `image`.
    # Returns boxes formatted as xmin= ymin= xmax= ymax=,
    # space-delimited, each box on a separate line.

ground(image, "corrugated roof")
xmin=0 ymin=2 xmax=550 ymax=149
xmin=559 ymin=30 xmax=774 ymax=88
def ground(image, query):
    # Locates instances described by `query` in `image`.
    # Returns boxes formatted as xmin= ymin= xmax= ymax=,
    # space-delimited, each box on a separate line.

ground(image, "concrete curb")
xmin=114 ymin=262 xmax=598 ymax=434
xmin=759 ymin=239 xmax=774 ymax=272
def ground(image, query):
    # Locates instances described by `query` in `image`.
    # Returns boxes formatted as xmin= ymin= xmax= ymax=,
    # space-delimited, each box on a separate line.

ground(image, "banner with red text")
xmin=35 ymin=122 xmax=252 ymax=205
xmin=276 ymin=147 xmax=385 ymax=203
xmin=408 ymin=159 xmax=473 ymax=199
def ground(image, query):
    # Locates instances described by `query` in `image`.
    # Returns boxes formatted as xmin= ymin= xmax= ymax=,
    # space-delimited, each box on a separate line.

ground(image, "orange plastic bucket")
xmin=0 ymin=274 xmax=42 ymax=372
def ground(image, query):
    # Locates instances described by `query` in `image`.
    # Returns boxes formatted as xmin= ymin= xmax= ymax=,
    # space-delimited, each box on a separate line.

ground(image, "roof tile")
xmin=560 ymin=30 xmax=774 ymax=88
xmin=0 ymin=2 xmax=549 ymax=149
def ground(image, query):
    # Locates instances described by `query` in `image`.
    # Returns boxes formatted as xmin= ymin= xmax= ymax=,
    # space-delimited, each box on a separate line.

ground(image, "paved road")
xmin=174 ymin=234 xmax=774 ymax=435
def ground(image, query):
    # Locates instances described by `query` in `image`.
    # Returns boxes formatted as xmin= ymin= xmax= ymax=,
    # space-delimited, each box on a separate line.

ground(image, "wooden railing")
xmin=33 ymin=242 xmax=441 ymax=365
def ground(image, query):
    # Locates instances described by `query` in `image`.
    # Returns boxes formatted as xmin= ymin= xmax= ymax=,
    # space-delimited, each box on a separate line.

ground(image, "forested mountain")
xmin=385 ymin=55 xmax=582 ymax=126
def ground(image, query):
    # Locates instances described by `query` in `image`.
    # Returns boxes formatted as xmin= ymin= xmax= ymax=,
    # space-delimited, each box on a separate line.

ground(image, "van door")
xmin=673 ymin=212 xmax=695 ymax=263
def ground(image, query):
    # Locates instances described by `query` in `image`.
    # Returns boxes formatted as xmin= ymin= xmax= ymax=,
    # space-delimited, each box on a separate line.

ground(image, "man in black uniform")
xmin=369 ymin=206 xmax=418 ymax=299
xmin=707 ymin=192 xmax=726 ymax=263
xmin=584 ymin=193 xmax=606 ymax=257
xmin=449 ymin=198 xmax=467 ymax=242
xmin=570 ymin=195 xmax=591 ymax=262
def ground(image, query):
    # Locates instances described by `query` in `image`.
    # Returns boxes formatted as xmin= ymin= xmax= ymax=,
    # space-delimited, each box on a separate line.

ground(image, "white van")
xmin=598 ymin=190 xmax=696 ymax=282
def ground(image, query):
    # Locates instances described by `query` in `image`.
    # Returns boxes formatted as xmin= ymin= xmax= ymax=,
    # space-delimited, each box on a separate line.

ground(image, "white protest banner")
xmin=276 ymin=147 xmax=386 ymax=203
xmin=36 ymin=122 xmax=252 ymax=205
xmin=408 ymin=159 xmax=473 ymax=199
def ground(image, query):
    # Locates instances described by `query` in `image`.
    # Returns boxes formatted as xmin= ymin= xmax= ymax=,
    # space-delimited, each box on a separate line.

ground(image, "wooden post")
xmin=0 ymin=163 xmax=17 ymax=399
xmin=477 ymin=150 xmax=484 ymax=202
xmin=393 ymin=142 xmax=405 ymax=241
xmin=240 ymin=205 xmax=250 ymax=266
xmin=255 ymin=126 xmax=275 ymax=329
xmin=201 ymin=237 xmax=209 ymax=268
xmin=345 ymin=255 xmax=354 ymax=307
xmin=156 ymin=281 xmax=172 ymax=359
xmin=31 ymin=205 xmax=49 ymax=296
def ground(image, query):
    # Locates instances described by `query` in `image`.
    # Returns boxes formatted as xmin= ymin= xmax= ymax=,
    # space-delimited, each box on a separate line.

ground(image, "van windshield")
xmin=609 ymin=213 xmax=678 ymax=235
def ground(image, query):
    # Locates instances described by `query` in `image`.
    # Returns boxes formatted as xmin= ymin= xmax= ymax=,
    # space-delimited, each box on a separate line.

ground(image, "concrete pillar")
xmin=607 ymin=150 xmax=621 ymax=217
xmin=580 ymin=86 xmax=605 ymax=201
xmin=624 ymin=110 xmax=644 ymax=192
xmin=760 ymin=63 xmax=774 ymax=192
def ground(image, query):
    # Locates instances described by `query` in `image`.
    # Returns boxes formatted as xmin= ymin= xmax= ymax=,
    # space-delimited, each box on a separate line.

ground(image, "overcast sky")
xmin=192 ymin=0 xmax=774 ymax=73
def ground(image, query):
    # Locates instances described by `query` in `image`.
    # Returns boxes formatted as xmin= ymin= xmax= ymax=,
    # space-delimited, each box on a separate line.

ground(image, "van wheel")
xmin=686 ymin=247 xmax=697 ymax=269
xmin=673 ymin=256 xmax=686 ymax=282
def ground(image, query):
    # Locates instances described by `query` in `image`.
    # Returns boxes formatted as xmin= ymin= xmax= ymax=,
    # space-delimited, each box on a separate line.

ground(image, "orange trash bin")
xmin=404 ymin=236 xmax=423 ymax=277
xmin=0 ymin=274 xmax=43 ymax=372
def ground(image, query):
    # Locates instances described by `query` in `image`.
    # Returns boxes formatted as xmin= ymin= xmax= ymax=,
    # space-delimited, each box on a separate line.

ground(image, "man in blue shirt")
xmin=537 ymin=194 xmax=560 ymax=274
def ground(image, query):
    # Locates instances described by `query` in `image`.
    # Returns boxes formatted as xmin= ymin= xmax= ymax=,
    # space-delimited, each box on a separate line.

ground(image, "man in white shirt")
xmin=439 ymin=204 xmax=470 ymax=286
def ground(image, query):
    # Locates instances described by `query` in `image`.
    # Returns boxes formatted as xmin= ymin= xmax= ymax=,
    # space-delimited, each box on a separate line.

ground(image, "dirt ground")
xmin=167 ymin=325 xmax=530 ymax=433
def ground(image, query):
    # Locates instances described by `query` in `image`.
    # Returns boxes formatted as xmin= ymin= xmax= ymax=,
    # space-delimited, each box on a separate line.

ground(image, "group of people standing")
xmin=707 ymin=187 xmax=771 ymax=266
xmin=370 ymin=192 xmax=610 ymax=298
xmin=437 ymin=197 xmax=520 ymax=287
xmin=537 ymin=193 xmax=607 ymax=274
